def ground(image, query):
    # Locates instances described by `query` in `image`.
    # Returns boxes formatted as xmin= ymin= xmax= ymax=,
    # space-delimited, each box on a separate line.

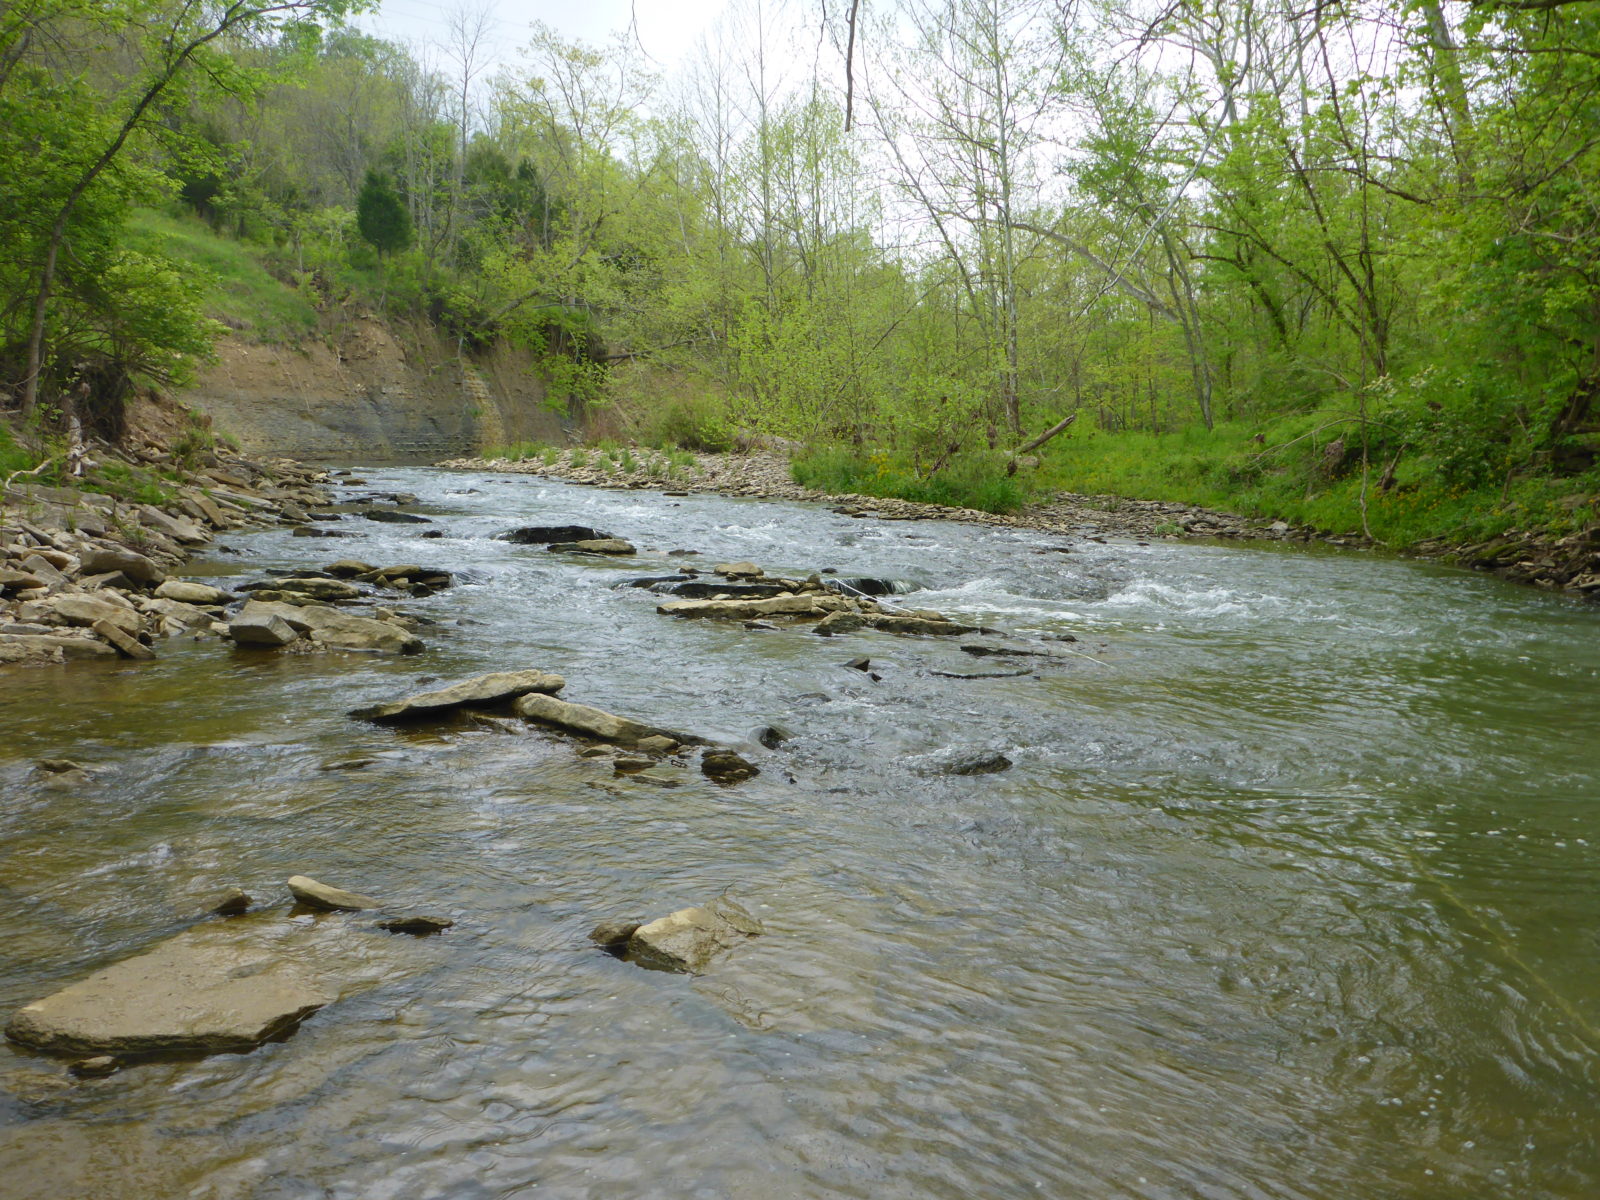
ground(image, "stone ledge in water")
xmin=547 ymin=538 xmax=635 ymax=555
xmin=349 ymin=669 xmax=566 ymax=723
xmin=513 ymin=692 xmax=706 ymax=747
xmin=233 ymin=600 xmax=422 ymax=654
xmin=658 ymin=594 xmax=852 ymax=621
xmin=701 ymin=749 xmax=759 ymax=785
xmin=287 ymin=875 xmax=380 ymax=911
xmin=3 ymin=926 xmax=335 ymax=1058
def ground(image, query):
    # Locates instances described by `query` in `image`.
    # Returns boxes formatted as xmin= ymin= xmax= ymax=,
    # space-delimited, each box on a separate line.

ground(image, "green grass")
xmin=487 ymin=441 xmax=552 ymax=462
xmin=792 ymin=447 xmax=1031 ymax=513
xmin=1034 ymin=411 xmax=1600 ymax=548
xmin=127 ymin=209 xmax=318 ymax=343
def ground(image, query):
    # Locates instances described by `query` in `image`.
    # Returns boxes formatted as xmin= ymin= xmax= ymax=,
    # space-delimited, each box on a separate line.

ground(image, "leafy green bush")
xmin=792 ymin=446 xmax=1030 ymax=513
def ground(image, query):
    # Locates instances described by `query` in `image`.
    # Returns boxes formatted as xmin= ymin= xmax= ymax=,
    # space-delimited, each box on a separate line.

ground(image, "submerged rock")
xmin=701 ymin=749 xmax=759 ymax=784
xmin=945 ymin=750 xmax=1013 ymax=776
xmin=625 ymin=903 xmax=763 ymax=973
xmin=209 ymin=889 xmax=252 ymax=917
xmin=349 ymin=669 xmax=565 ymax=723
xmin=751 ymin=723 xmax=794 ymax=749
xmin=287 ymin=875 xmax=380 ymax=912
xmin=589 ymin=920 xmax=641 ymax=948
xmin=376 ymin=916 xmax=453 ymax=936
xmin=4 ymin=927 xmax=334 ymax=1057
xmin=362 ymin=510 xmax=431 ymax=524
xmin=235 ymin=600 xmax=422 ymax=654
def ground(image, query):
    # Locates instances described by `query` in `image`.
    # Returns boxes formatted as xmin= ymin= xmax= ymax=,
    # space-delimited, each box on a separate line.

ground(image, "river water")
xmin=2 ymin=466 xmax=1598 ymax=1199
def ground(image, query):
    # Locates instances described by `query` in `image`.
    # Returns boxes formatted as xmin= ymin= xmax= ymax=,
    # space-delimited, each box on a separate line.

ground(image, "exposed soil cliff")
xmin=181 ymin=316 xmax=569 ymax=462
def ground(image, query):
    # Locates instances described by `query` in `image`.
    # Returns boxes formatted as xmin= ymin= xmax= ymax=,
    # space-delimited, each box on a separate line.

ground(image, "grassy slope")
xmin=126 ymin=209 xmax=318 ymax=343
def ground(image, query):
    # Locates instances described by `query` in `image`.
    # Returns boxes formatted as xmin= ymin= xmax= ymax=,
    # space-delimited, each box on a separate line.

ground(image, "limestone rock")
xmin=78 ymin=546 xmax=163 ymax=585
xmin=91 ymin=619 xmax=155 ymax=661
xmin=323 ymin=559 xmax=377 ymax=578
xmin=635 ymin=734 xmax=680 ymax=755
xmin=155 ymin=579 xmax=228 ymax=605
xmin=42 ymin=594 xmax=140 ymax=635
xmin=548 ymin=538 xmax=636 ymax=555
xmin=69 ymin=1055 xmax=119 ymax=1077
xmin=287 ymin=875 xmax=379 ymax=911
xmin=513 ymin=692 xmax=703 ymax=746
xmin=228 ymin=610 xmax=300 ymax=647
xmin=658 ymin=594 xmax=851 ymax=621
xmin=349 ymin=669 xmax=566 ymax=723
xmin=713 ymin=561 xmax=764 ymax=579
xmin=4 ymin=927 xmax=334 ymax=1057
xmin=362 ymin=509 xmax=431 ymax=524
xmin=237 ymin=600 xmax=422 ymax=654
xmin=626 ymin=904 xmax=762 ymax=973
xmin=243 ymin=576 xmax=361 ymax=601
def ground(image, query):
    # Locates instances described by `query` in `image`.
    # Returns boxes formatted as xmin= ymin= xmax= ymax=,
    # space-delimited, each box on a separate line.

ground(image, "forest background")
xmin=3 ymin=0 xmax=1599 ymax=550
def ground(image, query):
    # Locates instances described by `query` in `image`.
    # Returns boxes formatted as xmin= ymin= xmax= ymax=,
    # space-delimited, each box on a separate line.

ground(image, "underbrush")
xmin=792 ymin=446 xmax=1031 ymax=513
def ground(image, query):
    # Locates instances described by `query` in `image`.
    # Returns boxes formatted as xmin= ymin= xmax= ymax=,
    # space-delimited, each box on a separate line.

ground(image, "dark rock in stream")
xmin=944 ymin=750 xmax=1013 ymax=776
xmin=362 ymin=510 xmax=431 ymax=524
xmin=499 ymin=524 xmax=612 ymax=545
xmin=208 ymin=889 xmax=252 ymax=917
xmin=701 ymin=748 xmax=760 ymax=784
xmin=377 ymin=916 xmax=453 ymax=936
xmin=589 ymin=920 xmax=642 ymax=949
xmin=751 ymin=723 xmax=795 ymax=749
xmin=654 ymin=580 xmax=790 ymax=600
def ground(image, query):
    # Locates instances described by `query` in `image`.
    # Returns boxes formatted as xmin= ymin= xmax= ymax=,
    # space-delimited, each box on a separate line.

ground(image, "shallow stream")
xmin=2 ymin=466 xmax=1598 ymax=1198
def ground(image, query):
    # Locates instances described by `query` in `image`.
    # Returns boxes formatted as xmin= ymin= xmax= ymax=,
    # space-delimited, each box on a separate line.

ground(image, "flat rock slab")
xmin=658 ymin=594 xmax=852 ymax=621
xmin=548 ymin=538 xmax=636 ymax=555
xmin=350 ymin=669 xmax=566 ymax=723
xmin=237 ymin=600 xmax=422 ymax=654
xmin=4 ymin=926 xmax=334 ymax=1058
xmin=513 ymin=692 xmax=705 ymax=746
xmin=287 ymin=875 xmax=379 ymax=911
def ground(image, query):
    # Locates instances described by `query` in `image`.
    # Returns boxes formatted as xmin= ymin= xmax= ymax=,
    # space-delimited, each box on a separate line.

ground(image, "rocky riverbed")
xmin=444 ymin=446 xmax=1600 ymax=597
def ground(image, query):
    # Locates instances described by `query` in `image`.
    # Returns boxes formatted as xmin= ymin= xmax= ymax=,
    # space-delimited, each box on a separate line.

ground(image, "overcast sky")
xmin=358 ymin=0 xmax=736 ymax=71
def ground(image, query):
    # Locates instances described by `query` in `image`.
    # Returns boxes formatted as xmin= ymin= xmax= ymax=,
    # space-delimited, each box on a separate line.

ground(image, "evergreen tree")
xmin=356 ymin=170 xmax=412 ymax=258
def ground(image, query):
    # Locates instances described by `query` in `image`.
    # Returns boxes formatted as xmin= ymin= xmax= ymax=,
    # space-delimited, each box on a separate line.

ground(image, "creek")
xmin=2 ymin=465 xmax=1598 ymax=1199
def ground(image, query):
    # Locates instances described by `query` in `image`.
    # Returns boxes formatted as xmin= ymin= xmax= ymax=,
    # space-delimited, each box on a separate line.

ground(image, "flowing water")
xmin=2 ymin=467 xmax=1598 ymax=1199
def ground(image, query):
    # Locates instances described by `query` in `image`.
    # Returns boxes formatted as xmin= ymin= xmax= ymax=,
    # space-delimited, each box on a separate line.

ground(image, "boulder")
xmin=654 ymin=580 xmax=790 ymax=600
xmin=237 ymin=600 xmax=422 ymax=654
xmin=227 ymin=610 xmax=300 ymax=647
xmin=287 ymin=875 xmax=379 ymax=911
xmin=138 ymin=504 xmax=209 ymax=545
xmin=0 ymin=567 xmax=46 ymax=594
xmin=944 ymin=750 xmax=1013 ymax=776
xmin=3 ymin=927 xmax=334 ymax=1057
xmin=155 ymin=579 xmax=228 ymax=605
xmin=349 ymin=669 xmax=566 ymax=723
xmin=209 ymin=889 xmax=252 ymax=917
xmin=0 ymin=633 xmax=119 ymax=662
xmin=323 ymin=559 xmax=377 ymax=578
xmin=625 ymin=904 xmax=762 ymax=973
xmin=39 ymin=594 xmax=140 ymax=636
xmin=499 ymin=525 xmax=612 ymax=544
xmin=751 ymin=723 xmax=794 ymax=749
xmin=547 ymin=538 xmax=636 ymax=555
xmin=513 ymin=692 xmax=703 ymax=746
xmin=635 ymin=734 xmax=680 ymax=755
xmin=79 ymin=545 xmax=163 ymax=585
xmin=812 ymin=611 xmax=867 ymax=635
xmin=713 ymin=561 xmax=764 ymax=579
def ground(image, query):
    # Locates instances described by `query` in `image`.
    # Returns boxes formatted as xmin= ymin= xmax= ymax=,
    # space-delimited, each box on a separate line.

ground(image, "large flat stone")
xmin=350 ymin=669 xmax=566 ymax=723
xmin=513 ymin=692 xmax=704 ymax=746
xmin=237 ymin=600 xmax=422 ymax=654
xmin=657 ymin=594 xmax=852 ymax=620
xmin=4 ymin=926 xmax=334 ymax=1057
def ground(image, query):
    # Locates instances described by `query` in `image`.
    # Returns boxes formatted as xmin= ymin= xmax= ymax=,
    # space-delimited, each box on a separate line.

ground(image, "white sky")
xmin=358 ymin=0 xmax=736 ymax=71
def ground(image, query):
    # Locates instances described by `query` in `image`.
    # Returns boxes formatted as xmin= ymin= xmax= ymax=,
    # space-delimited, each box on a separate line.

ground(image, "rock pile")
xmin=1 ymin=450 xmax=335 ymax=665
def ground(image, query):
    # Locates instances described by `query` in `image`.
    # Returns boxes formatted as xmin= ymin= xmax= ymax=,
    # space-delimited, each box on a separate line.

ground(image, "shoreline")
xmin=442 ymin=448 xmax=1598 ymax=597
